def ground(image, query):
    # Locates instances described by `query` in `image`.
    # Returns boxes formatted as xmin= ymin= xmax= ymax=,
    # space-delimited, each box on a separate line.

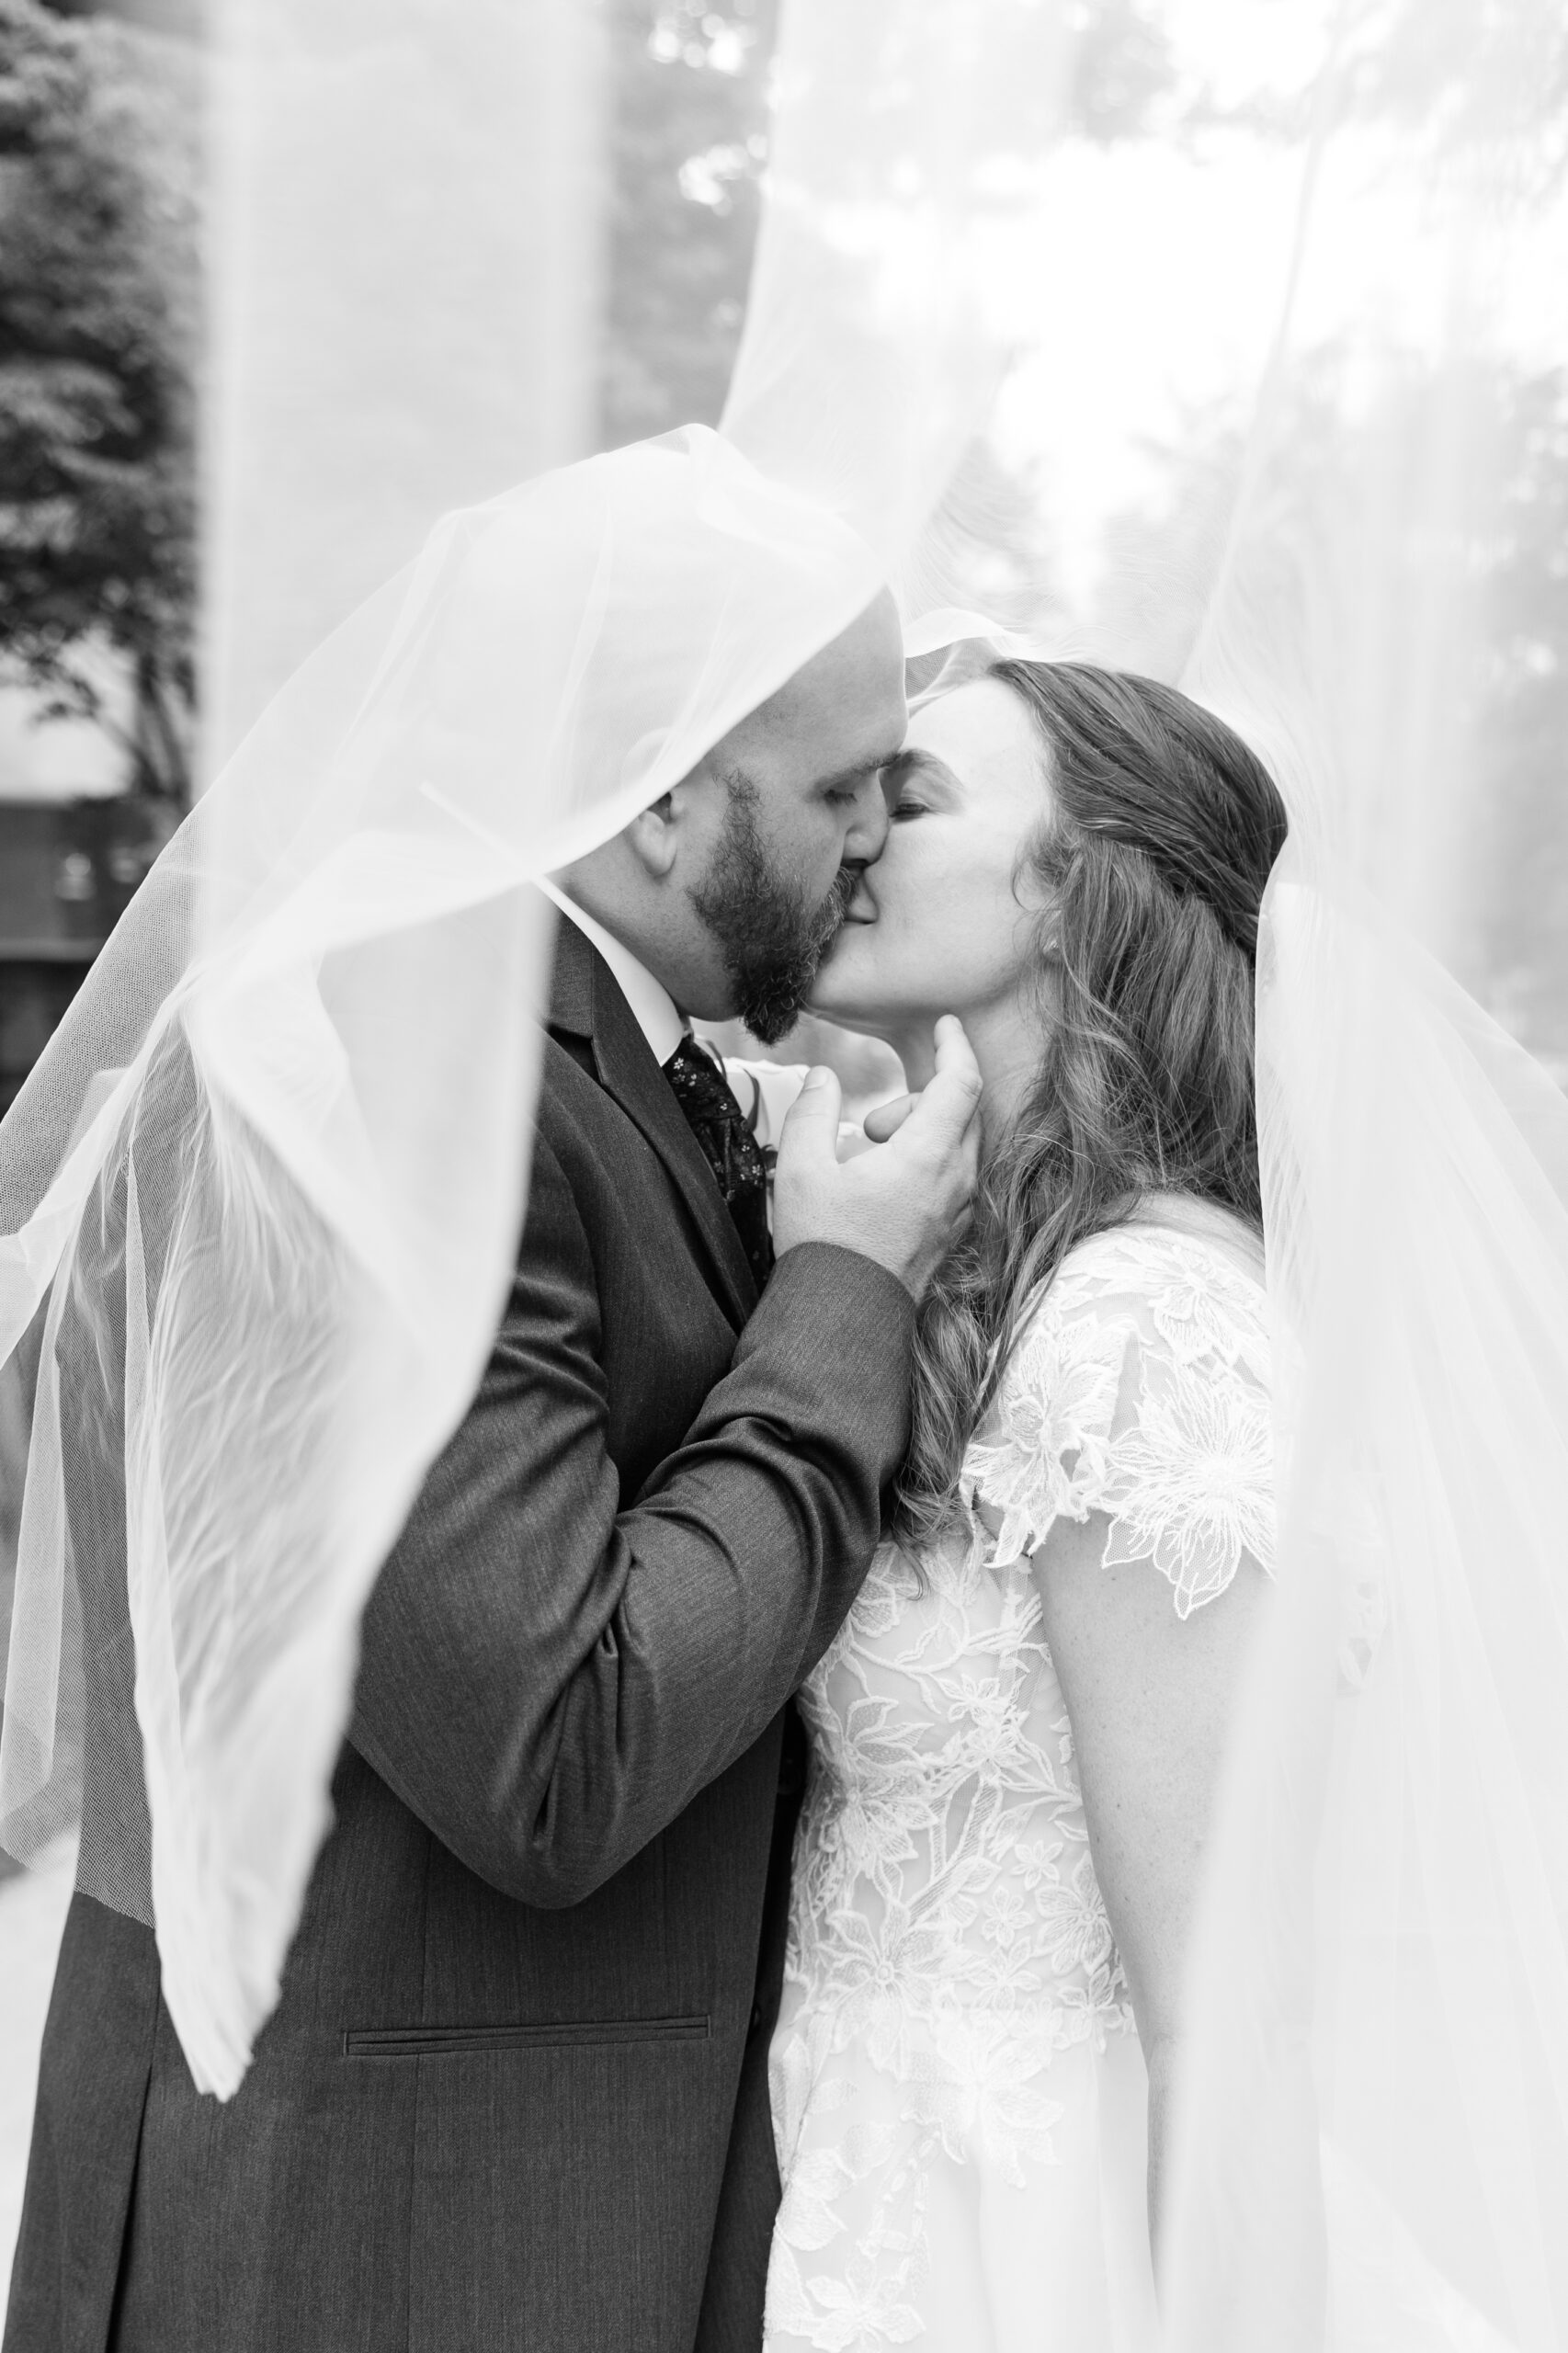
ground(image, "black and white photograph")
xmin=2 ymin=0 xmax=1566 ymax=2347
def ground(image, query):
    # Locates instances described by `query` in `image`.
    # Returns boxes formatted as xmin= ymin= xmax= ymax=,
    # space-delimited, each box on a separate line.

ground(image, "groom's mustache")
xmin=808 ymin=864 xmax=859 ymax=961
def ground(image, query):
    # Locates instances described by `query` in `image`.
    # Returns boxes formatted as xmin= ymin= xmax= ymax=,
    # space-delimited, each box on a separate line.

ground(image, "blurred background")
xmin=1 ymin=0 xmax=1564 ymax=2303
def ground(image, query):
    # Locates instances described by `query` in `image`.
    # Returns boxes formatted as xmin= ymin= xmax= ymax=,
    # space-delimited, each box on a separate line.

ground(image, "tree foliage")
xmin=601 ymin=0 xmax=1181 ymax=449
xmin=1101 ymin=356 xmax=1568 ymax=1071
xmin=1472 ymin=369 xmax=1568 ymax=1061
xmin=601 ymin=0 xmax=779 ymax=445
xmin=0 ymin=0 xmax=199 ymax=798
xmin=1345 ymin=0 xmax=1568 ymax=189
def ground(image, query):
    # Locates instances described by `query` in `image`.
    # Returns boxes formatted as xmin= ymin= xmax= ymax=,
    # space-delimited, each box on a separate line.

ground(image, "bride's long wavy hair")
xmin=893 ymin=659 xmax=1289 ymax=1547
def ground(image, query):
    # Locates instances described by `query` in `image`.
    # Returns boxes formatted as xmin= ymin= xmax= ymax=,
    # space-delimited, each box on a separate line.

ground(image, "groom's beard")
xmin=692 ymin=773 xmax=857 ymax=1047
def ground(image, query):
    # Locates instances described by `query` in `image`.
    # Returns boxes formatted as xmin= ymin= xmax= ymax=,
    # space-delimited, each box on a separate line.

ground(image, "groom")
xmin=6 ymin=585 xmax=980 ymax=2352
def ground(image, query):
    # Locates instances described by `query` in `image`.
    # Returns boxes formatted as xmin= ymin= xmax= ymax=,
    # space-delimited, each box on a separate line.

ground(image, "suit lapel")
xmin=549 ymin=918 xmax=757 ymax=1329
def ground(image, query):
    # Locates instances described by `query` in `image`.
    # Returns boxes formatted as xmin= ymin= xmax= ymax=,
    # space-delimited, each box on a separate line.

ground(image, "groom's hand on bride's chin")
xmin=771 ymin=1015 xmax=982 ymax=1302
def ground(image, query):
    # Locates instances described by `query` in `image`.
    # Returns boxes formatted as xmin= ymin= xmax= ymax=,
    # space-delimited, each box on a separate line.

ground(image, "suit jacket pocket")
xmin=343 ymin=2014 xmax=710 ymax=2058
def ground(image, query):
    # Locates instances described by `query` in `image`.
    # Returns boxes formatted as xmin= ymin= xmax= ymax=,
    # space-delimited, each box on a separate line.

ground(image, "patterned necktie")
xmin=664 ymin=1036 xmax=774 ymax=1295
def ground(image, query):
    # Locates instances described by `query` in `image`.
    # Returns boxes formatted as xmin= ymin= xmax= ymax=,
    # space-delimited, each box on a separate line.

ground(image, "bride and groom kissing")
xmin=8 ymin=453 xmax=1286 ymax=2353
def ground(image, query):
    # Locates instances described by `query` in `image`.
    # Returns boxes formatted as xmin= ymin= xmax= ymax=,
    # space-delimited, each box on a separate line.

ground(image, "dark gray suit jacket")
xmin=5 ymin=920 xmax=915 ymax=2353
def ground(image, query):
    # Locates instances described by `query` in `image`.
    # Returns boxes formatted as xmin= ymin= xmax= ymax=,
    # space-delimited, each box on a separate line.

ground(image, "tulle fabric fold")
xmin=0 ymin=432 xmax=889 ymax=2095
xmin=1161 ymin=865 xmax=1568 ymax=2352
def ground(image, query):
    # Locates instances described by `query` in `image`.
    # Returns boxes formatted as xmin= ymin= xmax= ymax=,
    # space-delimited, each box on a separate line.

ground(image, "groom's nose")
xmin=841 ymin=769 xmax=892 ymax=866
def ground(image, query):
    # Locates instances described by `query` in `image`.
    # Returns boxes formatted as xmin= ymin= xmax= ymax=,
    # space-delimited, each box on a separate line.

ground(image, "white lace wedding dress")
xmin=763 ymin=1204 xmax=1273 ymax=2353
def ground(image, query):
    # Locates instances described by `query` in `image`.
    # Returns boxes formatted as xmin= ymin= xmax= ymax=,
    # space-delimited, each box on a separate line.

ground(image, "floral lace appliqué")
xmin=964 ymin=1222 xmax=1276 ymax=1616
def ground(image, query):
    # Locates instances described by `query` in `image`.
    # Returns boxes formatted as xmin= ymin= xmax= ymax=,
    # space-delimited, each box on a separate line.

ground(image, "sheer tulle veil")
xmin=2 ymin=2 xmax=1566 ymax=2346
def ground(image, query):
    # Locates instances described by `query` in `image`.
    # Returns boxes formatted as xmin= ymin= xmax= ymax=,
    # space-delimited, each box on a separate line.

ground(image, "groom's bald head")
xmin=560 ymin=587 xmax=906 ymax=1034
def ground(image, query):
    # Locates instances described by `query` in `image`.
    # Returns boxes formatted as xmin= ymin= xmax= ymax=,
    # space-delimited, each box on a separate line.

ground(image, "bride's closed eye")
xmin=892 ymin=779 xmax=956 ymax=824
xmin=883 ymin=749 xmax=945 ymax=822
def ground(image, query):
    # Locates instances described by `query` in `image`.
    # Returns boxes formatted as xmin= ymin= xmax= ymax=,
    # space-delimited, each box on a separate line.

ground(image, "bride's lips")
xmin=824 ymin=905 xmax=876 ymax=958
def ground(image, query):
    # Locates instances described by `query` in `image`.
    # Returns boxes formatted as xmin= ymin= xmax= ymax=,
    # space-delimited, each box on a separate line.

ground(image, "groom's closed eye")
xmin=819 ymin=747 xmax=905 ymax=807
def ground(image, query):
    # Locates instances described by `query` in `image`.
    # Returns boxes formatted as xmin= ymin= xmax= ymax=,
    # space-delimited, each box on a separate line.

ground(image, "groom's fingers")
xmin=771 ymin=1033 xmax=977 ymax=1291
xmin=775 ymin=1065 xmax=844 ymax=1173
xmin=895 ymin=1017 xmax=983 ymax=1156
xmin=862 ymin=1093 xmax=915 ymax=1144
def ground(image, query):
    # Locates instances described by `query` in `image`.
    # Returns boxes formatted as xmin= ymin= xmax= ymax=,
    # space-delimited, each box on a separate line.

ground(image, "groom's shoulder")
xmin=534 ymin=1024 xmax=609 ymax=1155
xmin=516 ymin=1034 xmax=680 ymax=1316
xmin=504 ymin=1041 xmax=608 ymax=1294
xmin=529 ymin=1027 xmax=641 ymax=1210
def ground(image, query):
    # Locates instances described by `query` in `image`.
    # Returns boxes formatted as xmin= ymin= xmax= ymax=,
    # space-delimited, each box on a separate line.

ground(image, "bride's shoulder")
xmin=1016 ymin=1201 xmax=1268 ymax=1370
xmin=967 ymin=1201 xmax=1276 ymax=1602
xmin=1003 ymin=1204 xmax=1271 ymax=1421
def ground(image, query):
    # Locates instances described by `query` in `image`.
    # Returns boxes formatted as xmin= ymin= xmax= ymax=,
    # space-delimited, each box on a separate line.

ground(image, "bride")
xmin=762 ymin=655 xmax=1290 ymax=2349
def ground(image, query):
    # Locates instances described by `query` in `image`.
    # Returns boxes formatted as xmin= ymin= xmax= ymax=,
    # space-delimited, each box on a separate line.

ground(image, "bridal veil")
xmin=2 ymin=2 xmax=1566 ymax=2345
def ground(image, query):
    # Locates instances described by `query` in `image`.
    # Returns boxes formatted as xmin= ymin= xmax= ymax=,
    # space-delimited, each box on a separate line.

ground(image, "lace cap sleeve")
xmin=962 ymin=1222 xmax=1276 ymax=1617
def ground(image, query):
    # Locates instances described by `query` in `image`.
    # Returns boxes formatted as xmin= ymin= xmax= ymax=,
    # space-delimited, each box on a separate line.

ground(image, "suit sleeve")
xmin=350 ymin=1127 xmax=915 ymax=1907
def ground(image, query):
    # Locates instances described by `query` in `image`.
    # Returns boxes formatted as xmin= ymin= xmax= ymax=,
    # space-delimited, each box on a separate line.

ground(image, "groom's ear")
xmin=624 ymin=790 xmax=679 ymax=881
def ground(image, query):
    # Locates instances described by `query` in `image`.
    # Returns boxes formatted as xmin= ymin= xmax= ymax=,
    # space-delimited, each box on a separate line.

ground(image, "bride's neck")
xmin=886 ymin=995 xmax=1043 ymax=1150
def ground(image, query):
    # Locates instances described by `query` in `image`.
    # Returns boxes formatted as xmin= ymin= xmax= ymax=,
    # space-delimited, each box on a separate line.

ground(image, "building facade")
xmin=0 ymin=798 xmax=170 ymax=1116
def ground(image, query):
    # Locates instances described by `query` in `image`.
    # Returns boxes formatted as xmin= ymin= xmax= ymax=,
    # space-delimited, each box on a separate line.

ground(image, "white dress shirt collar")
xmin=540 ymin=879 xmax=687 ymax=1067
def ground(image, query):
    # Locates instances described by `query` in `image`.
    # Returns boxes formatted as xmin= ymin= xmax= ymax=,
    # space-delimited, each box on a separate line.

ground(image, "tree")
xmin=601 ymin=0 xmax=780 ymax=446
xmin=1470 ymin=369 xmax=1568 ymax=1066
xmin=1148 ymin=0 xmax=1568 ymax=1071
xmin=1101 ymin=356 xmax=1568 ymax=1074
xmin=601 ymin=0 xmax=1182 ymax=450
xmin=0 ymin=0 xmax=199 ymax=800
xmin=1345 ymin=0 xmax=1568 ymax=191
